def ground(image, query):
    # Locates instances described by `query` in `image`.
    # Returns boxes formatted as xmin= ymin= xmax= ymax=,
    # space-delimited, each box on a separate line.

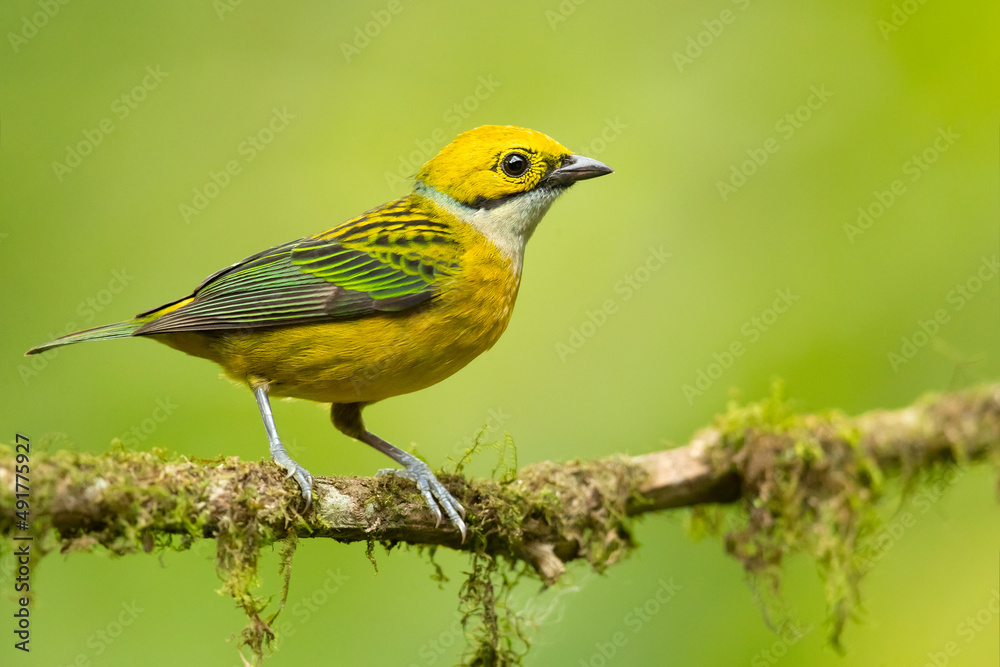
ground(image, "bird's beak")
xmin=546 ymin=154 xmax=614 ymax=186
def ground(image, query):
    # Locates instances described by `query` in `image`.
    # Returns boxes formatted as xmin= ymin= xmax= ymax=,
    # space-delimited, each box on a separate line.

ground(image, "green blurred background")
xmin=1 ymin=1 xmax=998 ymax=665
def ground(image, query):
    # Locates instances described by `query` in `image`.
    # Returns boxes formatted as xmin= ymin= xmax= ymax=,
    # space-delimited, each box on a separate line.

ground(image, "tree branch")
xmin=2 ymin=384 xmax=998 ymax=584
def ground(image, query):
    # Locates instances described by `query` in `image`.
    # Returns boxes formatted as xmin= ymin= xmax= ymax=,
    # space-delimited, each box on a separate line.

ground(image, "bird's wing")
xmin=134 ymin=196 xmax=462 ymax=334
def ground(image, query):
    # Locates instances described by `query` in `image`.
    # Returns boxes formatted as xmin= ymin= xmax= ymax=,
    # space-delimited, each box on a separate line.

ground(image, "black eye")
xmin=501 ymin=152 xmax=530 ymax=177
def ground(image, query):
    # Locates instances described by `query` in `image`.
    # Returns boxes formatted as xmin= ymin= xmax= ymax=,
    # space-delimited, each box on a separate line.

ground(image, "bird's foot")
xmin=270 ymin=443 xmax=313 ymax=511
xmin=378 ymin=461 xmax=466 ymax=541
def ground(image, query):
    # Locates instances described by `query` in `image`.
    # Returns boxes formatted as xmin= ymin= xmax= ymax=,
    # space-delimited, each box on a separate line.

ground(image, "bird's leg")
xmin=332 ymin=403 xmax=466 ymax=541
xmin=253 ymin=384 xmax=313 ymax=510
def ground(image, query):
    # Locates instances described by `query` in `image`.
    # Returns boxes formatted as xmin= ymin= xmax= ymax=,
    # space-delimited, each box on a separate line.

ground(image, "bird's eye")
xmin=500 ymin=152 xmax=530 ymax=177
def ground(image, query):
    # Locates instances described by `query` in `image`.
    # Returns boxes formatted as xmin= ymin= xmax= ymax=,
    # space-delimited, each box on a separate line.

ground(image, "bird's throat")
xmin=414 ymin=182 xmax=563 ymax=276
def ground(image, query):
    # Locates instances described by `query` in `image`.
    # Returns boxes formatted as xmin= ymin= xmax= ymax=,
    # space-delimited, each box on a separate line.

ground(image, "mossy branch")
xmin=3 ymin=383 xmax=1000 ymax=664
xmin=1 ymin=384 xmax=998 ymax=584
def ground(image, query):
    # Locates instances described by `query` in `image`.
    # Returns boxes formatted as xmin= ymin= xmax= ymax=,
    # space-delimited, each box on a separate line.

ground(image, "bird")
xmin=26 ymin=124 xmax=613 ymax=540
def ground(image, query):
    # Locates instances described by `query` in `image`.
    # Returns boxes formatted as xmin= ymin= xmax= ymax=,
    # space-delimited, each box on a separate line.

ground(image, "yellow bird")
xmin=27 ymin=125 xmax=613 ymax=539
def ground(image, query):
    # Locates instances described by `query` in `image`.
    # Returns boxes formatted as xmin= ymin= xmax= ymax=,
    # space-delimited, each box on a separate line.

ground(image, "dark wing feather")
xmin=134 ymin=196 xmax=461 ymax=335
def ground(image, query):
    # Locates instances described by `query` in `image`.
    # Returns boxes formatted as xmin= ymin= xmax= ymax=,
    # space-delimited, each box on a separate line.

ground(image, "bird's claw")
xmin=271 ymin=447 xmax=313 ymax=512
xmin=378 ymin=463 xmax=467 ymax=542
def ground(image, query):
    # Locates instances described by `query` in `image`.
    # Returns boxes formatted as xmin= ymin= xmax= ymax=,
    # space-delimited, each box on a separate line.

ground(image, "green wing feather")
xmin=135 ymin=196 xmax=461 ymax=335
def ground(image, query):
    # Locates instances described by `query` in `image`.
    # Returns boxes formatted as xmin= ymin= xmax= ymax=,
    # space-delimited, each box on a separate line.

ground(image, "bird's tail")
xmin=26 ymin=319 xmax=148 ymax=355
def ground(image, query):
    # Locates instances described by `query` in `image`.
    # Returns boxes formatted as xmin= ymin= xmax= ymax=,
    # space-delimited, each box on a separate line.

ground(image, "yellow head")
xmin=417 ymin=125 xmax=611 ymax=207
xmin=414 ymin=125 xmax=612 ymax=266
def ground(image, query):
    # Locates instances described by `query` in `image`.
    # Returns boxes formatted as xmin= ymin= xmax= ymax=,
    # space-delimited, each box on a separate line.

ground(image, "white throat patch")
xmin=415 ymin=183 xmax=565 ymax=275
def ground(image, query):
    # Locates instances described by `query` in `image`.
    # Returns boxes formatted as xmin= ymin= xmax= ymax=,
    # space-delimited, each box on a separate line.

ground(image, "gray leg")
xmin=332 ymin=403 xmax=466 ymax=541
xmin=254 ymin=385 xmax=313 ymax=510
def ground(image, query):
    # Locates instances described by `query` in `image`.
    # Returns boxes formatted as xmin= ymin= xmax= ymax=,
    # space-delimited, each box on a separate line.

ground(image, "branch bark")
xmin=2 ymin=384 xmax=998 ymax=582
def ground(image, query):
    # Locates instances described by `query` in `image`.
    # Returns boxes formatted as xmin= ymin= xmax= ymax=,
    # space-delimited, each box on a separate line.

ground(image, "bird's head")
xmin=417 ymin=125 xmax=612 ymax=207
xmin=414 ymin=125 xmax=612 ymax=265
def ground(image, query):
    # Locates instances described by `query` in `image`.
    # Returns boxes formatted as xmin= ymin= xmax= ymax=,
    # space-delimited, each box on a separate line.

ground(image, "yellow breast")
xmin=156 ymin=216 xmax=521 ymax=405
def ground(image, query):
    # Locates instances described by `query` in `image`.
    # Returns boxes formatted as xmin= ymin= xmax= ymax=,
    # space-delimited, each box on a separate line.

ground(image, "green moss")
xmin=0 ymin=439 xmax=300 ymax=666
xmin=459 ymin=550 xmax=531 ymax=667
xmin=441 ymin=434 xmax=647 ymax=665
xmin=703 ymin=382 xmax=888 ymax=648
xmin=16 ymin=384 xmax=988 ymax=662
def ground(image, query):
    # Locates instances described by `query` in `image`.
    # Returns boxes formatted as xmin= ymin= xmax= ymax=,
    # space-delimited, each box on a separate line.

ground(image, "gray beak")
xmin=546 ymin=154 xmax=614 ymax=186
